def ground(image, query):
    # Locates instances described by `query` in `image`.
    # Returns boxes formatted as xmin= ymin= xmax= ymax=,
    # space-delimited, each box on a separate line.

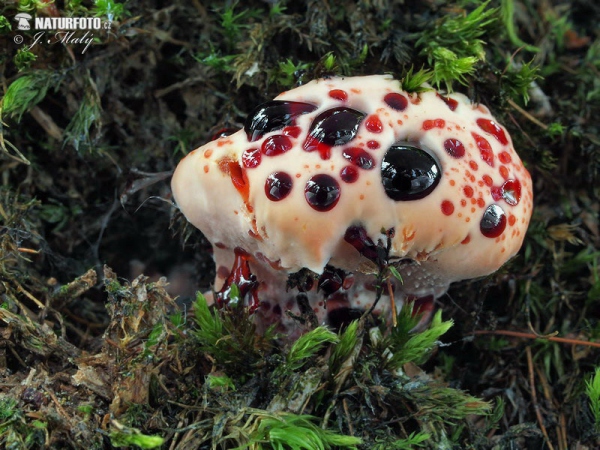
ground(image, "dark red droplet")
xmin=365 ymin=115 xmax=383 ymax=133
xmin=342 ymin=147 xmax=375 ymax=170
xmin=384 ymin=93 xmax=408 ymax=111
xmin=340 ymin=166 xmax=359 ymax=183
xmin=472 ymin=132 xmax=494 ymax=167
xmin=304 ymin=107 xmax=365 ymax=157
xmin=265 ymin=171 xmax=293 ymax=201
xmin=476 ymin=118 xmax=509 ymax=145
xmin=283 ymin=125 xmax=302 ymax=138
xmin=437 ymin=93 xmax=458 ymax=111
xmin=343 ymin=225 xmax=386 ymax=264
xmin=262 ymin=134 xmax=293 ymax=156
xmin=480 ymin=204 xmax=507 ymax=238
xmin=304 ymin=174 xmax=340 ymax=211
xmin=328 ymin=89 xmax=348 ymax=101
xmin=366 ymin=140 xmax=380 ymax=149
xmin=441 ymin=200 xmax=454 ymax=215
xmin=501 ymin=179 xmax=521 ymax=206
xmin=443 ymin=138 xmax=465 ymax=158
xmin=210 ymin=127 xmax=238 ymax=141
xmin=242 ymin=148 xmax=261 ymax=168
xmin=318 ymin=266 xmax=346 ymax=296
xmin=245 ymin=100 xmax=317 ymax=142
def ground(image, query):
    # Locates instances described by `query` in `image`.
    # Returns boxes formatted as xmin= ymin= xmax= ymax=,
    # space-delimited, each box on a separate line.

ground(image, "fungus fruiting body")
xmin=171 ymin=75 xmax=533 ymax=336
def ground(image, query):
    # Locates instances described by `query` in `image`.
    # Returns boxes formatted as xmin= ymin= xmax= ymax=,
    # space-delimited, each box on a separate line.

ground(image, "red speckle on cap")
xmin=262 ymin=135 xmax=293 ymax=156
xmin=283 ymin=126 xmax=302 ymax=138
xmin=501 ymin=179 xmax=522 ymax=206
xmin=384 ymin=92 xmax=408 ymax=111
xmin=477 ymin=198 xmax=486 ymax=208
xmin=469 ymin=160 xmax=478 ymax=171
xmin=366 ymin=140 xmax=380 ymax=149
xmin=482 ymin=174 xmax=493 ymax=186
xmin=491 ymin=186 xmax=502 ymax=201
xmin=476 ymin=118 xmax=509 ymax=145
xmin=203 ymin=165 xmax=209 ymax=173
xmin=242 ymin=148 xmax=261 ymax=168
xmin=508 ymin=214 xmax=516 ymax=226
xmin=441 ymin=200 xmax=455 ymax=216
xmin=423 ymin=119 xmax=446 ymax=130
xmin=499 ymin=165 xmax=509 ymax=180
xmin=329 ymin=89 xmax=348 ymax=101
xmin=444 ymin=138 xmax=465 ymax=158
xmin=472 ymin=132 xmax=494 ymax=167
xmin=340 ymin=166 xmax=359 ymax=183
xmin=437 ymin=93 xmax=459 ymax=111
xmin=498 ymin=151 xmax=512 ymax=164
xmin=463 ymin=185 xmax=474 ymax=198
xmin=365 ymin=115 xmax=383 ymax=133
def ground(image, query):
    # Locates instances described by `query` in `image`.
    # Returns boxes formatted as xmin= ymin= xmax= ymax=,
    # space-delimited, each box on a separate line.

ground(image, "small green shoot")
xmin=382 ymin=307 xmax=453 ymax=370
xmin=586 ymin=367 xmax=600 ymax=431
xmin=399 ymin=67 xmax=434 ymax=93
xmin=109 ymin=421 xmax=164 ymax=449
xmin=0 ymin=16 xmax=12 ymax=33
xmin=329 ymin=320 xmax=360 ymax=377
xmin=1 ymin=71 xmax=60 ymax=121
xmin=207 ymin=374 xmax=236 ymax=391
xmin=93 ymin=0 xmax=126 ymax=21
xmin=13 ymin=48 xmax=37 ymax=72
xmin=194 ymin=46 xmax=238 ymax=73
xmin=417 ymin=1 xmax=497 ymax=90
xmin=63 ymin=85 xmax=102 ymax=152
xmin=279 ymin=326 xmax=338 ymax=375
xmin=242 ymin=412 xmax=362 ymax=450
xmin=387 ymin=431 xmax=430 ymax=449
xmin=274 ymin=59 xmax=311 ymax=87
xmin=546 ymin=122 xmax=565 ymax=139
xmin=217 ymin=3 xmax=257 ymax=51
xmin=500 ymin=0 xmax=540 ymax=53
xmin=193 ymin=291 xmax=272 ymax=377
xmin=502 ymin=60 xmax=541 ymax=105
xmin=322 ymin=53 xmax=336 ymax=72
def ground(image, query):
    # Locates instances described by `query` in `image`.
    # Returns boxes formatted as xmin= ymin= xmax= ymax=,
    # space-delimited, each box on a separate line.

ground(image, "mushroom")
xmin=171 ymin=75 xmax=533 ymax=335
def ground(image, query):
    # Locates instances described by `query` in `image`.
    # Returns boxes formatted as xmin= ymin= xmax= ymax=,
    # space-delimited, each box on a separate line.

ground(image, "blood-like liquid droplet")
xmin=476 ymin=118 xmax=509 ymax=145
xmin=342 ymin=147 xmax=375 ymax=170
xmin=384 ymin=93 xmax=408 ymax=111
xmin=262 ymin=134 xmax=293 ymax=156
xmin=480 ymin=204 xmax=507 ymax=238
xmin=265 ymin=171 xmax=293 ymax=201
xmin=242 ymin=148 xmax=261 ymax=168
xmin=443 ymin=138 xmax=465 ymax=158
xmin=340 ymin=166 xmax=359 ymax=183
xmin=304 ymin=174 xmax=341 ymax=211
xmin=472 ymin=132 xmax=494 ymax=167
xmin=501 ymin=179 xmax=521 ymax=206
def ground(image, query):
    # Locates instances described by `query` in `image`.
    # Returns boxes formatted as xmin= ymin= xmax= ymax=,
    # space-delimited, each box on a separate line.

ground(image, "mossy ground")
xmin=0 ymin=0 xmax=599 ymax=448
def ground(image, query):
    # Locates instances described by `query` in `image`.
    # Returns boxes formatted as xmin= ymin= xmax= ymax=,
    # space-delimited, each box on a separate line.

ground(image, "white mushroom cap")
xmin=172 ymin=75 xmax=533 ymax=303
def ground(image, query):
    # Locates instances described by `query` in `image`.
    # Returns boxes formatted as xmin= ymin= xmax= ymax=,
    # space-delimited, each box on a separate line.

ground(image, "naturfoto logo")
xmin=12 ymin=13 xmax=112 ymax=54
